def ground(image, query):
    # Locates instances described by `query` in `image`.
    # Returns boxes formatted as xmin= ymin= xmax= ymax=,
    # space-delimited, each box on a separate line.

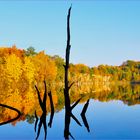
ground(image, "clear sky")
xmin=0 ymin=1 xmax=140 ymax=67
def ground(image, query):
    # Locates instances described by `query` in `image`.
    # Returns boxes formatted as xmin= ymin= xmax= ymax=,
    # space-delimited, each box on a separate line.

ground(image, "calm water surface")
xmin=0 ymin=99 xmax=140 ymax=140
xmin=0 ymin=86 xmax=140 ymax=140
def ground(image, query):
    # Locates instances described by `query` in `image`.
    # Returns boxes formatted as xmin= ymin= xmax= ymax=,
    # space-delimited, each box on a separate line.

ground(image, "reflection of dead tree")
xmin=34 ymin=81 xmax=55 ymax=140
xmin=34 ymin=110 xmax=38 ymax=132
xmin=81 ymin=99 xmax=90 ymax=132
xmin=0 ymin=104 xmax=21 ymax=126
xmin=64 ymin=6 xmax=82 ymax=140
xmin=35 ymin=81 xmax=47 ymax=140
xmin=48 ymin=91 xmax=54 ymax=128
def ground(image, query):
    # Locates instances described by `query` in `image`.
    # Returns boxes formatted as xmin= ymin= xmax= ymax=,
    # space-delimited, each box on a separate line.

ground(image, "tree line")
xmin=0 ymin=46 xmax=139 ymax=90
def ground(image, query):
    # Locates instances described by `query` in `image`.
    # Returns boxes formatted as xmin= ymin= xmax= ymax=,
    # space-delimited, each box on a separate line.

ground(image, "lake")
xmin=0 ymin=84 xmax=140 ymax=140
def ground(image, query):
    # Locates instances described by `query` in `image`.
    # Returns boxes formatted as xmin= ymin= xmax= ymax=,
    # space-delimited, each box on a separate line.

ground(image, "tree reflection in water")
xmin=0 ymin=104 xmax=21 ymax=126
xmin=81 ymin=99 xmax=90 ymax=132
xmin=35 ymin=80 xmax=48 ymax=140
xmin=1 ymin=84 xmax=140 ymax=139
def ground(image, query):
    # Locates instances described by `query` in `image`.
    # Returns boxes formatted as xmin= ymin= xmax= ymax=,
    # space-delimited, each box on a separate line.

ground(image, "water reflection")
xmin=0 ymin=104 xmax=21 ymax=126
xmin=35 ymin=81 xmax=47 ymax=140
xmin=48 ymin=90 xmax=54 ymax=128
xmin=0 ymin=84 xmax=140 ymax=139
xmin=81 ymin=99 xmax=90 ymax=132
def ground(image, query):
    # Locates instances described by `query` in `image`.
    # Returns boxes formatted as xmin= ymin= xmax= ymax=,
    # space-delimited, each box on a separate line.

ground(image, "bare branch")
xmin=71 ymin=97 xmax=82 ymax=110
xmin=48 ymin=91 xmax=54 ymax=128
xmin=0 ymin=104 xmax=21 ymax=126
xmin=69 ymin=132 xmax=75 ymax=140
xmin=68 ymin=82 xmax=75 ymax=90
xmin=34 ymin=111 xmax=38 ymax=132
xmin=81 ymin=99 xmax=90 ymax=115
xmin=35 ymin=85 xmax=44 ymax=110
xmin=71 ymin=113 xmax=82 ymax=126
xmin=43 ymin=80 xmax=47 ymax=107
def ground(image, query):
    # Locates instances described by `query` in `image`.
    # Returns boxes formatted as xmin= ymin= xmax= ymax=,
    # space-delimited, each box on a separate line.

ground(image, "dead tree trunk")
xmin=64 ymin=6 xmax=82 ymax=139
xmin=64 ymin=6 xmax=72 ymax=139
xmin=64 ymin=6 xmax=71 ymax=111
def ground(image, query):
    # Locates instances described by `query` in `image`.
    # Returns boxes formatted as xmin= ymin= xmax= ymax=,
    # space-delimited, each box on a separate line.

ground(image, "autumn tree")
xmin=23 ymin=56 xmax=36 ymax=85
xmin=4 ymin=54 xmax=22 ymax=83
xmin=32 ymin=51 xmax=57 ymax=86
xmin=51 ymin=55 xmax=65 ymax=82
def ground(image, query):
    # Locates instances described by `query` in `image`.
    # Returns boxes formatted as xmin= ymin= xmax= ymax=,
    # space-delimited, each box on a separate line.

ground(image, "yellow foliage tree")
xmin=23 ymin=57 xmax=35 ymax=84
xmin=23 ymin=87 xmax=36 ymax=114
xmin=4 ymin=54 xmax=22 ymax=83
xmin=32 ymin=51 xmax=57 ymax=84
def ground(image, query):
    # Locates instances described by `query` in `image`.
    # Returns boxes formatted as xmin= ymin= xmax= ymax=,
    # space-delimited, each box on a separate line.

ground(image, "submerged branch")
xmin=71 ymin=113 xmax=82 ymax=126
xmin=0 ymin=104 xmax=21 ymax=126
xmin=35 ymin=85 xmax=44 ymax=110
xmin=71 ymin=97 xmax=82 ymax=110
xmin=48 ymin=91 xmax=54 ymax=128
xmin=81 ymin=99 xmax=90 ymax=132
xmin=34 ymin=111 xmax=39 ymax=132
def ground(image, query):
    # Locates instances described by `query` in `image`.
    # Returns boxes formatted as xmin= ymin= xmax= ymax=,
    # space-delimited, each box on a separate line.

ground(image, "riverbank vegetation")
xmin=0 ymin=46 xmax=140 ymax=88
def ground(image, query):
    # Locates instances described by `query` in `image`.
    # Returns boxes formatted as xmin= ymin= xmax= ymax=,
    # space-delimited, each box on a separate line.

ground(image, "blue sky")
xmin=0 ymin=1 xmax=140 ymax=67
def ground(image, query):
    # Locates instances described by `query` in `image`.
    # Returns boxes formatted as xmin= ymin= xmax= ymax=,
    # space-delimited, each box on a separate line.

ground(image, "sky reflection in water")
xmin=0 ymin=99 xmax=140 ymax=140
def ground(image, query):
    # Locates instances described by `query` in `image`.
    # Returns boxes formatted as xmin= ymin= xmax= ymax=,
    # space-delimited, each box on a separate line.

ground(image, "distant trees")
xmin=90 ymin=61 xmax=140 ymax=82
xmin=0 ymin=46 xmax=140 ymax=94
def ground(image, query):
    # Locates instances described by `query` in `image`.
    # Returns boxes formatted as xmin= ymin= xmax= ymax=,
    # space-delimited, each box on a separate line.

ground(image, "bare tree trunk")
xmin=64 ymin=6 xmax=72 ymax=140
xmin=64 ymin=6 xmax=82 ymax=139
xmin=64 ymin=6 xmax=72 ymax=111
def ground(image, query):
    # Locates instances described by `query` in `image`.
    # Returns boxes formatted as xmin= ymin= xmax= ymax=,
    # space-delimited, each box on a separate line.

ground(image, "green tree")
xmin=25 ymin=46 xmax=36 ymax=56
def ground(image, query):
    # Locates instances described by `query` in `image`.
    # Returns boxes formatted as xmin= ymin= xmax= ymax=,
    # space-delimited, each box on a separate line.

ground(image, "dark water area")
xmin=0 ymin=84 xmax=140 ymax=140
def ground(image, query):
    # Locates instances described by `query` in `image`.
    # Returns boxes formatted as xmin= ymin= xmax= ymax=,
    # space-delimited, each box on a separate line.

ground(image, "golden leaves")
xmin=23 ymin=57 xmax=35 ymax=84
xmin=4 ymin=54 xmax=22 ymax=82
